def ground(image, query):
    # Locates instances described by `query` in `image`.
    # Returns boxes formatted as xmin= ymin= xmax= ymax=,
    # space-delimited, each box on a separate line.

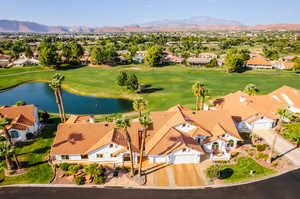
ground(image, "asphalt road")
xmin=1 ymin=168 xmax=300 ymax=199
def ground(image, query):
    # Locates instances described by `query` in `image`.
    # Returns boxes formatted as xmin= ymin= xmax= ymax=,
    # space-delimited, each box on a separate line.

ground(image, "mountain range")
xmin=1 ymin=17 xmax=300 ymax=33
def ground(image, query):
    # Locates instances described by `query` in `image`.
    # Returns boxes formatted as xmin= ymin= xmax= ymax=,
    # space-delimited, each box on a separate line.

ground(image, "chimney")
xmin=240 ymin=96 xmax=247 ymax=103
xmin=89 ymin=115 xmax=95 ymax=123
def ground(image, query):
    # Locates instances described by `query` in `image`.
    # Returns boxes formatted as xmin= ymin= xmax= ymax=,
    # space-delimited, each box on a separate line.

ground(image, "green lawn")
xmin=219 ymin=157 xmax=276 ymax=183
xmin=0 ymin=64 xmax=300 ymax=111
xmin=0 ymin=116 xmax=59 ymax=185
xmin=0 ymin=66 xmax=48 ymax=75
xmin=282 ymin=123 xmax=300 ymax=146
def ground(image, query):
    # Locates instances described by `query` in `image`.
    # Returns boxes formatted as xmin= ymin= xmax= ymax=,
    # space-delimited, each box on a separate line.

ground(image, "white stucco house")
xmin=213 ymin=85 xmax=300 ymax=133
xmin=246 ymin=57 xmax=273 ymax=69
xmin=0 ymin=105 xmax=40 ymax=142
xmin=51 ymin=105 xmax=242 ymax=165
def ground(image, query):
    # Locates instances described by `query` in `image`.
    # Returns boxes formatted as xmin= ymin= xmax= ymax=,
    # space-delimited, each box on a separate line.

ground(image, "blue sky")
xmin=0 ymin=0 xmax=299 ymax=26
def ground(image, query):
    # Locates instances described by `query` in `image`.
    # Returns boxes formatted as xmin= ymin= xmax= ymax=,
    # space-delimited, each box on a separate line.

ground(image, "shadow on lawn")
xmin=21 ymin=160 xmax=48 ymax=168
xmin=139 ymin=84 xmax=164 ymax=94
xmin=218 ymin=168 xmax=234 ymax=179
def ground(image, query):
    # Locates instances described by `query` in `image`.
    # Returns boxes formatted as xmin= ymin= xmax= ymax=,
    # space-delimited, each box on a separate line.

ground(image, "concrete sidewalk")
xmin=254 ymin=130 xmax=300 ymax=166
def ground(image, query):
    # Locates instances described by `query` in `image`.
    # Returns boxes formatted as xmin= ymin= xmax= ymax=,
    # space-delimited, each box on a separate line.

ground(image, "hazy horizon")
xmin=0 ymin=0 xmax=299 ymax=27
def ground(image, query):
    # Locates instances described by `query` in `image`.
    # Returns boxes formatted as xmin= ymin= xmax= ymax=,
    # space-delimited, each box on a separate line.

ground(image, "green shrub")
xmin=84 ymin=163 xmax=105 ymax=177
xmin=256 ymin=152 xmax=269 ymax=161
xmin=59 ymin=163 xmax=71 ymax=171
xmin=256 ymin=144 xmax=268 ymax=152
xmin=206 ymin=164 xmax=221 ymax=179
xmin=68 ymin=164 xmax=83 ymax=175
xmin=74 ymin=176 xmax=85 ymax=185
xmin=16 ymin=101 xmax=26 ymax=106
xmin=93 ymin=175 xmax=106 ymax=184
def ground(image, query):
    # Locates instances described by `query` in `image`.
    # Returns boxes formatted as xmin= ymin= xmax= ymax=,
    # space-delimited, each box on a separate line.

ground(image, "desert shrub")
xmin=256 ymin=152 xmax=269 ymax=161
xmin=84 ymin=163 xmax=105 ymax=177
xmin=68 ymin=164 xmax=83 ymax=175
xmin=16 ymin=101 xmax=26 ymax=106
xmin=59 ymin=162 xmax=71 ymax=171
xmin=256 ymin=144 xmax=268 ymax=152
xmin=206 ymin=164 xmax=221 ymax=179
xmin=93 ymin=175 xmax=106 ymax=184
xmin=74 ymin=176 xmax=85 ymax=185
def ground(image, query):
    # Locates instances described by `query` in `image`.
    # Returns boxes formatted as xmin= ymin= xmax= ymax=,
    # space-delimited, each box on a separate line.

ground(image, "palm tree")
xmin=244 ymin=83 xmax=259 ymax=96
xmin=133 ymin=97 xmax=148 ymax=118
xmin=0 ymin=140 xmax=20 ymax=170
xmin=115 ymin=117 xmax=135 ymax=176
xmin=0 ymin=117 xmax=12 ymax=143
xmin=268 ymin=109 xmax=290 ymax=163
xmin=192 ymin=81 xmax=208 ymax=111
xmin=138 ymin=114 xmax=152 ymax=176
xmin=49 ymin=73 xmax=66 ymax=122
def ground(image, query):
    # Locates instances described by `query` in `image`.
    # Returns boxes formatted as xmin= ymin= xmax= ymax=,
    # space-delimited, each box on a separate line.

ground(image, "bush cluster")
xmin=59 ymin=163 xmax=71 ymax=171
xmin=255 ymin=152 xmax=269 ymax=161
xmin=256 ymin=144 xmax=268 ymax=152
xmin=75 ymin=176 xmax=85 ymax=185
xmin=117 ymin=72 xmax=139 ymax=91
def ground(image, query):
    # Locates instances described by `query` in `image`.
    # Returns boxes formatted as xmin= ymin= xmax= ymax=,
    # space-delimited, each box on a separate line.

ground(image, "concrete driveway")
xmin=254 ymin=130 xmax=300 ymax=166
xmin=145 ymin=163 xmax=208 ymax=187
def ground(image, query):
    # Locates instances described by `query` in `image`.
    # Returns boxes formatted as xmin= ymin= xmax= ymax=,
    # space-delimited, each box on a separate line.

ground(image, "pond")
xmin=0 ymin=82 xmax=132 ymax=115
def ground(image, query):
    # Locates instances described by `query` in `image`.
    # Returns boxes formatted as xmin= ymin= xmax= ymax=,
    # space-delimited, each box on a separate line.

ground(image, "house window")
xmin=197 ymin=138 xmax=201 ymax=144
xmin=9 ymin=131 xmax=19 ymax=139
xmin=227 ymin=140 xmax=235 ymax=148
xmin=111 ymin=154 xmax=117 ymax=158
xmin=81 ymin=154 xmax=88 ymax=159
xmin=182 ymin=148 xmax=186 ymax=152
xmin=182 ymin=124 xmax=186 ymax=127
xmin=212 ymin=142 xmax=219 ymax=151
xmin=97 ymin=154 xmax=104 ymax=158
xmin=123 ymin=153 xmax=130 ymax=162
xmin=61 ymin=155 xmax=69 ymax=160
xmin=109 ymin=144 xmax=114 ymax=148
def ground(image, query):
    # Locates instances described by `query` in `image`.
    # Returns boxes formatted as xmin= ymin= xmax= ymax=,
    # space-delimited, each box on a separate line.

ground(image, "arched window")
xmin=227 ymin=140 xmax=235 ymax=148
xmin=212 ymin=142 xmax=219 ymax=151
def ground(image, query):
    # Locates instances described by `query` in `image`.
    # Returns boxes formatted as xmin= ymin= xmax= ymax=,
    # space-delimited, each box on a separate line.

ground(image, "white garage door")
xmin=172 ymin=155 xmax=198 ymax=164
xmin=252 ymin=121 xmax=273 ymax=130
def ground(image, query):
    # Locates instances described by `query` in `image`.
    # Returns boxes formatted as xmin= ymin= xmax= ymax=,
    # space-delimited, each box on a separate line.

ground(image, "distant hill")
xmin=0 ymin=19 xmax=69 ymax=33
xmin=1 ymin=18 xmax=300 ymax=33
xmin=140 ymin=16 xmax=243 ymax=27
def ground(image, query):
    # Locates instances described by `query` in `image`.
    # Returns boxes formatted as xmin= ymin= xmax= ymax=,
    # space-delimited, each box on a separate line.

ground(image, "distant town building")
xmin=246 ymin=57 xmax=273 ymax=69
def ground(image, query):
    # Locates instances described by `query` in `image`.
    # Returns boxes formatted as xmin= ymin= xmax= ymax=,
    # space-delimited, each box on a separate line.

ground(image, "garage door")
xmin=172 ymin=155 xmax=198 ymax=164
xmin=253 ymin=121 xmax=273 ymax=130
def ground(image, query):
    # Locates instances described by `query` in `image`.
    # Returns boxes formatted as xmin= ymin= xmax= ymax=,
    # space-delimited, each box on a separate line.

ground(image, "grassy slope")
xmin=0 ymin=117 xmax=59 ymax=185
xmin=220 ymin=157 xmax=276 ymax=183
xmin=1 ymin=65 xmax=300 ymax=111
xmin=282 ymin=123 xmax=300 ymax=146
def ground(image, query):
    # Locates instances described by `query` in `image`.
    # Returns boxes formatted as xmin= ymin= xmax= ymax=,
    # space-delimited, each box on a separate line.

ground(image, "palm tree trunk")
xmin=54 ymin=90 xmax=63 ymax=121
xmin=201 ymin=96 xmax=205 ymax=110
xmin=2 ymin=127 xmax=12 ymax=144
xmin=125 ymin=130 xmax=135 ymax=177
xmin=13 ymin=153 xmax=21 ymax=170
xmin=138 ymin=129 xmax=146 ymax=176
xmin=269 ymin=120 xmax=281 ymax=163
xmin=57 ymin=88 xmax=66 ymax=122
xmin=195 ymin=96 xmax=199 ymax=111
xmin=268 ymin=133 xmax=278 ymax=163
xmin=5 ymin=154 xmax=12 ymax=170
xmin=139 ymin=110 xmax=142 ymax=119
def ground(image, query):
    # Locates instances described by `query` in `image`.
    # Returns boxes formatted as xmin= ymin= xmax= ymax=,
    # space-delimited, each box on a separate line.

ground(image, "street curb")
xmin=1 ymin=166 xmax=299 ymax=190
